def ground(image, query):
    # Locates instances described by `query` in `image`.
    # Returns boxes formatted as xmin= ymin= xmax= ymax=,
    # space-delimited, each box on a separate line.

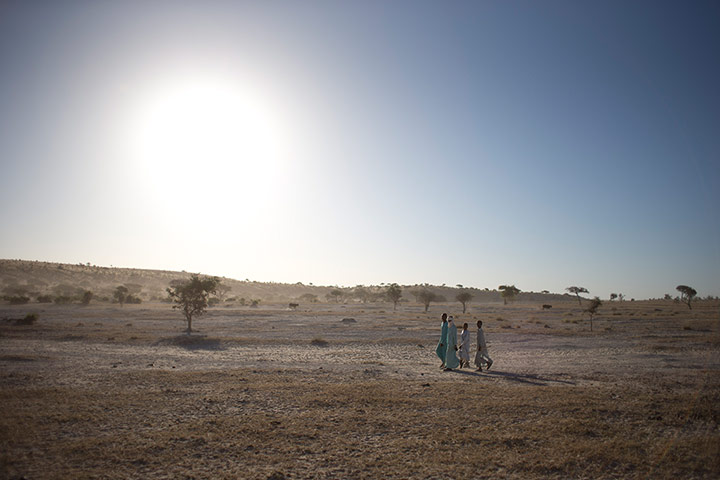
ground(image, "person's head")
xmin=448 ymin=315 xmax=454 ymax=323
xmin=462 ymin=322 xmax=468 ymax=330
xmin=477 ymin=320 xmax=483 ymax=328
xmin=441 ymin=313 xmax=448 ymax=322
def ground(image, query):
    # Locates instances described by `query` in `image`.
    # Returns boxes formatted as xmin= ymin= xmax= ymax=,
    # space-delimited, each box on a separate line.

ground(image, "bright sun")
xmin=126 ymin=73 xmax=289 ymax=216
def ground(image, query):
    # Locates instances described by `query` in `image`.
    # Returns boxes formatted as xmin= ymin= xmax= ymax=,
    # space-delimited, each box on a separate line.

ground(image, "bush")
xmin=16 ymin=313 xmax=38 ymax=325
xmin=125 ymin=295 xmax=142 ymax=304
xmin=81 ymin=291 xmax=93 ymax=306
xmin=37 ymin=295 xmax=53 ymax=303
xmin=6 ymin=295 xmax=30 ymax=305
xmin=54 ymin=296 xmax=74 ymax=304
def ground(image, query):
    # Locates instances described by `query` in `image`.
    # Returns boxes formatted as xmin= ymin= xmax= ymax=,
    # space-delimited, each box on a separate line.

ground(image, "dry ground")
xmin=1 ymin=300 xmax=719 ymax=479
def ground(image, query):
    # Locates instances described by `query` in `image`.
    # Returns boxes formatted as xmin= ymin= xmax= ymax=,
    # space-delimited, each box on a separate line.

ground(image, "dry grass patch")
xmin=2 ymin=370 xmax=718 ymax=479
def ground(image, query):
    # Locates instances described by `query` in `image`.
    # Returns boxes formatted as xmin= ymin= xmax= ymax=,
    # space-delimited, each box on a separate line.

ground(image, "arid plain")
xmin=1 ymin=299 xmax=719 ymax=479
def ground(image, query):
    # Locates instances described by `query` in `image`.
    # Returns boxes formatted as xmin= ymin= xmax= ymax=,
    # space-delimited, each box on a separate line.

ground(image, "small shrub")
xmin=16 ymin=313 xmax=38 ymax=325
xmin=54 ymin=295 xmax=73 ymax=304
xmin=311 ymin=337 xmax=329 ymax=347
xmin=36 ymin=295 xmax=53 ymax=303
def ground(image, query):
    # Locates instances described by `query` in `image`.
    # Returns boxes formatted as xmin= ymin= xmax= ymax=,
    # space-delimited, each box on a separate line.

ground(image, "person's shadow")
xmin=450 ymin=369 xmax=575 ymax=386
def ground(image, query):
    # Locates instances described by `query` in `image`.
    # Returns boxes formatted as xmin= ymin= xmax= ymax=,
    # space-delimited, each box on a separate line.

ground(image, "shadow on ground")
xmin=449 ymin=369 xmax=576 ymax=386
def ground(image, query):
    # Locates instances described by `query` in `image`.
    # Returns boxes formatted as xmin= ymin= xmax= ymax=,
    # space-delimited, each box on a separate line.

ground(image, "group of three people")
xmin=436 ymin=313 xmax=493 ymax=371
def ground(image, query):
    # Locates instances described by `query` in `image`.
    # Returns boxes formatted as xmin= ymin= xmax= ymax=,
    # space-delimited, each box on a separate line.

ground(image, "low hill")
xmin=0 ymin=259 xmax=572 ymax=306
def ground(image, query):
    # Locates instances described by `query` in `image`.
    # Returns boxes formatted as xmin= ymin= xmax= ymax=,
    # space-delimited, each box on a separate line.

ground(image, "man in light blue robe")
xmin=444 ymin=316 xmax=460 ymax=370
xmin=435 ymin=313 xmax=448 ymax=368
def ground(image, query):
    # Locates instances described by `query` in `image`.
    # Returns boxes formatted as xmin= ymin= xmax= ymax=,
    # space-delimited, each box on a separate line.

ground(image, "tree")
xmin=352 ymin=285 xmax=370 ymax=303
xmin=676 ymin=285 xmax=697 ymax=310
xmin=618 ymin=293 xmax=625 ymax=302
xmin=81 ymin=290 xmax=93 ymax=306
xmin=215 ymin=283 xmax=232 ymax=303
xmin=456 ymin=291 xmax=473 ymax=314
xmin=299 ymin=293 xmax=318 ymax=303
xmin=166 ymin=275 xmax=221 ymax=333
xmin=385 ymin=283 xmax=402 ymax=311
xmin=584 ymin=296 xmax=602 ymax=332
xmin=409 ymin=289 xmax=422 ymax=303
xmin=566 ymin=286 xmax=589 ymax=305
xmin=113 ymin=285 xmax=129 ymax=306
xmin=498 ymin=285 xmax=520 ymax=305
xmin=609 ymin=293 xmax=618 ymax=301
xmin=327 ymin=289 xmax=343 ymax=303
xmin=418 ymin=289 xmax=439 ymax=313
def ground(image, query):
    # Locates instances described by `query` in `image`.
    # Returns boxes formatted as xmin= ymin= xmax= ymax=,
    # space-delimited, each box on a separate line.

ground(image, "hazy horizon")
xmin=1 ymin=1 xmax=719 ymax=300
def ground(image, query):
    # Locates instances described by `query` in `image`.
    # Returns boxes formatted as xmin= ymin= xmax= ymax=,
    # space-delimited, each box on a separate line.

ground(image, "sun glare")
xmin=126 ymin=73 xmax=289 ymax=219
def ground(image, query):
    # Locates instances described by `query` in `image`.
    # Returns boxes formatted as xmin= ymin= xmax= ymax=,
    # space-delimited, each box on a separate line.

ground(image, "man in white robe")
xmin=443 ymin=316 xmax=460 ymax=370
xmin=458 ymin=322 xmax=471 ymax=368
xmin=474 ymin=320 xmax=493 ymax=371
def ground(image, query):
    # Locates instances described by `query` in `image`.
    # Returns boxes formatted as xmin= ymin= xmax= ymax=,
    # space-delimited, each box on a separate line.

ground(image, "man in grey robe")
xmin=474 ymin=320 xmax=493 ymax=371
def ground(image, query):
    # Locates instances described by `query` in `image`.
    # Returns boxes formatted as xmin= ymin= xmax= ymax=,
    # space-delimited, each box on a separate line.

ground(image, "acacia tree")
xmin=566 ymin=286 xmax=589 ymax=305
xmin=676 ymin=285 xmax=697 ymax=310
xmin=498 ymin=285 xmax=520 ymax=305
xmin=214 ymin=284 xmax=232 ymax=303
xmin=113 ymin=285 xmax=129 ymax=306
xmin=385 ymin=283 xmax=402 ymax=311
xmin=166 ymin=275 xmax=221 ymax=333
xmin=327 ymin=289 xmax=343 ymax=303
xmin=456 ymin=291 xmax=473 ymax=313
xmin=584 ymin=296 xmax=602 ymax=332
xmin=610 ymin=293 xmax=618 ymax=301
xmin=418 ymin=289 xmax=439 ymax=313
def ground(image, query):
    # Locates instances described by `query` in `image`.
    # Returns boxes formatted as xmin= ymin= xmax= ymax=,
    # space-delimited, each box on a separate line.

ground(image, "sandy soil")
xmin=1 ymin=300 xmax=719 ymax=479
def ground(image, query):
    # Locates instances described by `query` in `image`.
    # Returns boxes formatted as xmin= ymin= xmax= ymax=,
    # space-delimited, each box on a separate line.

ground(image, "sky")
xmin=1 ymin=0 xmax=719 ymax=300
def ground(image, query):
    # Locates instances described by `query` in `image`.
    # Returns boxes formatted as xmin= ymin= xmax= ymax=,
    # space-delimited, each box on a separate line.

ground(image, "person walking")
xmin=444 ymin=316 xmax=460 ymax=371
xmin=458 ymin=322 xmax=471 ymax=368
xmin=436 ymin=313 xmax=448 ymax=368
xmin=474 ymin=320 xmax=493 ymax=371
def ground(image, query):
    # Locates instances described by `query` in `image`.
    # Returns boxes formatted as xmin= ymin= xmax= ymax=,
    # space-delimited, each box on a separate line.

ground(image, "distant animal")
xmin=288 ymin=303 xmax=299 ymax=310
xmin=542 ymin=304 xmax=552 ymax=310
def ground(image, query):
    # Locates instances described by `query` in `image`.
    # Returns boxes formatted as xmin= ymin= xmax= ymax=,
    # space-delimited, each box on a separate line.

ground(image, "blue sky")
xmin=1 ymin=1 xmax=718 ymax=299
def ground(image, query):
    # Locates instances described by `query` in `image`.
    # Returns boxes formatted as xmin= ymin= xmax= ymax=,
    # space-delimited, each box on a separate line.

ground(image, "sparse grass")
xmin=1 ymin=370 xmax=718 ymax=479
xmin=1 ymin=300 xmax=718 ymax=479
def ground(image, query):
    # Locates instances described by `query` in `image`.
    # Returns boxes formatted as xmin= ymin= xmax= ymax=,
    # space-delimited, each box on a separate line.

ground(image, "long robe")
xmin=435 ymin=321 xmax=448 ymax=363
xmin=444 ymin=321 xmax=460 ymax=369
xmin=459 ymin=329 xmax=470 ymax=364
xmin=474 ymin=327 xmax=493 ymax=368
